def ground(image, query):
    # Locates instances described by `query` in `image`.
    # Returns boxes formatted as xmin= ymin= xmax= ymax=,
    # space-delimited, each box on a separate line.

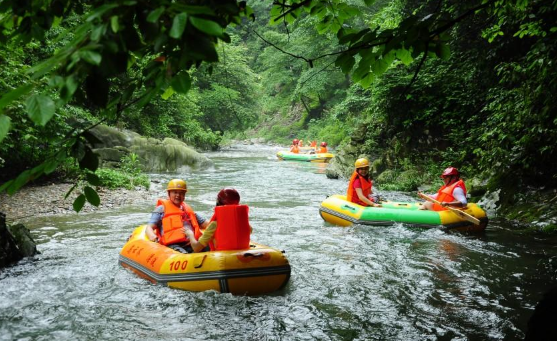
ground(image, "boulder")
xmin=0 ymin=212 xmax=38 ymax=269
xmin=89 ymin=125 xmax=212 ymax=172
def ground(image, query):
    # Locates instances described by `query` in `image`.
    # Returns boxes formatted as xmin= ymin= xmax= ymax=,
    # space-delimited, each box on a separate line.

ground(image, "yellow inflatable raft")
xmin=320 ymin=195 xmax=488 ymax=232
xmin=119 ymin=225 xmax=291 ymax=295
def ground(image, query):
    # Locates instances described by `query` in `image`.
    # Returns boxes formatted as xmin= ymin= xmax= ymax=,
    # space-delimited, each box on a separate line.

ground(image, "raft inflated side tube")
xmin=119 ymin=225 xmax=291 ymax=295
xmin=214 ymin=205 xmax=251 ymax=251
xmin=319 ymin=195 xmax=488 ymax=232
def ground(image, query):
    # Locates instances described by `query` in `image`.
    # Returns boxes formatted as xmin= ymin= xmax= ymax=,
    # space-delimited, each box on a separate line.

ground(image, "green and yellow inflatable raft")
xmin=276 ymin=150 xmax=334 ymax=162
xmin=319 ymin=195 xmax=488 ymax=232
xmin=119 ymin=225 xmax=291 ymax=295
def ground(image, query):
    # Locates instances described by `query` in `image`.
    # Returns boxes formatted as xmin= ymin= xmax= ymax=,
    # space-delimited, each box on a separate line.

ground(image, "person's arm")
xmin=146 ymin=224 xmax=159 ymax=242
xmin=356 ymin=188 xmax=381 ymax=207
xmin=442 ymin=187 xmax=467 ymax=207
xmin=185 ymin=221 xmax=217 ymax=252
xmin=146 ymin=206 xmax=164 ymax=242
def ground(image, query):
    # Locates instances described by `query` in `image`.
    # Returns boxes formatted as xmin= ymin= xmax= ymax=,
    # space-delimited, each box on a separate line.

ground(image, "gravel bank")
xmin=0 ymin=182 xmax=157 ymax=223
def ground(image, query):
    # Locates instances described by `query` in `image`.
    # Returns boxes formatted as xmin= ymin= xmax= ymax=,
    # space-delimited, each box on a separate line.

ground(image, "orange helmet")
xmin=217 ymin=188 xmax=240 ymax=205
xmin=441 ymin=167 xmax=459 ymax=177
xmin=320 ymin=142 xmax=327 ymax=147
xmin=354 ymin=158 xmax=370 ymax=169
xmin=292 ymin=139 xmax=299 ymax=145
xmin=167 ymin=179 xmax=187 ymax=191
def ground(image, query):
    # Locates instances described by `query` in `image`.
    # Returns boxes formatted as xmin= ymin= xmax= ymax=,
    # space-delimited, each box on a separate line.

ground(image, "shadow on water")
xmin=1 ymin=144 xmax=556 ymax=340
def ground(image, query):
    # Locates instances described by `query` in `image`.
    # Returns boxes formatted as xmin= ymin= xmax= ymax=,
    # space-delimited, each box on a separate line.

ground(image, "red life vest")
xmin=433 ymin=179 xmax=467 ymax=211
xmin=208 ymin=205 xmax=251 ymax=251
xmin=346 ymin=171 xmax=373 ymax=206
xmin=156 ymin=199 xmax=201 ymax=245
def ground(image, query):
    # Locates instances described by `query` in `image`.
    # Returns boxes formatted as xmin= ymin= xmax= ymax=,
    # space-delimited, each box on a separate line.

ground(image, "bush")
xmin=95 ymin=168 xmax=149 ymax=190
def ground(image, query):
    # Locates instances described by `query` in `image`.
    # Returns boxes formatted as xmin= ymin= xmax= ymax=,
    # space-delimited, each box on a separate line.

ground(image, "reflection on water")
xmin=1 ymin=143 xmax=556 ymax=340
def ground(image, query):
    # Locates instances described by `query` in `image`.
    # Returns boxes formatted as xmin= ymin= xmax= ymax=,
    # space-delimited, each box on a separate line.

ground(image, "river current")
xmin=1 ymin=144 xmax=556 ymax=340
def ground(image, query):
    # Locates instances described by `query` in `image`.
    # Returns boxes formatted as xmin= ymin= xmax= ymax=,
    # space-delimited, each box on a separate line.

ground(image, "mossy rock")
xmin=89 ymin=124 xmax=211 ymax=172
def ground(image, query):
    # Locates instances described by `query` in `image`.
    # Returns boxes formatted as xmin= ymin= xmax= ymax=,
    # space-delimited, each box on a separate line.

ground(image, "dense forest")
xmin=1 ymin=0 xmax=556 ymax=227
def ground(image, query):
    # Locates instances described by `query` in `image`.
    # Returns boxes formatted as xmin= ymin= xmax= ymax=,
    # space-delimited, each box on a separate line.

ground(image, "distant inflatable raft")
xmin=119 ymin=226 xmax=291 ymax=295
xmin=276 ymin=150 xmax=334 ymax=162
xmin=319 ymin=195 xmax=488 ymax=232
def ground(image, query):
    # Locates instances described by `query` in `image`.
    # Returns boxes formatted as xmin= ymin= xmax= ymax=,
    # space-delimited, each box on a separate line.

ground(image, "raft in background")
xmin=119 ymin=225 xmax=291 ymax=295
xmin=319 ymin=195 xmax=488 ymax=232
xmin=276 ymin=150 xmax=334 ymax=162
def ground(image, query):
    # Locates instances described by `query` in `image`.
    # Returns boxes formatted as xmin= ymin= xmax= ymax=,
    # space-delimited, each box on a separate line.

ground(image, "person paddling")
xmin=419 ymin=167 xmax=467 ymax=211
xmin=289 ymin=139 xmax=300 ymax=153
xmin=346 ymin=158 xmax=382 ymax=207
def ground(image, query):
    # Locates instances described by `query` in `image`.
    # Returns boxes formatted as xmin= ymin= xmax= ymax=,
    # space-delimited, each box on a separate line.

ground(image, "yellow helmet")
xmin=354 ymin=158 xmax=370 ymax=169
xmin=167 ymin=179 xmax=187 ymax=191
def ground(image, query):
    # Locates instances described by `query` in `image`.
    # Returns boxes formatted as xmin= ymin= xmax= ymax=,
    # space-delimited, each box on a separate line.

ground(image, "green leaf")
xmin=396 ymin=48 xmax=413 ymax=65
xmin=79 ymin=148 xmax=99 ymax=171
xmin=0 ymin=84 xmax=34 ymax=110
xmin=335 ymin=53 xmax=356 ymax=73
xmin=169 ymin=13 xmax=188 ymax=39
xmin=80 ymin=50 xmax=102 ymax=65
xmin=73 ymin=194 xmax=86 ymax=212
xmin=0 ymin=179 xmax=13 ymax=193
xmin=86 ymin=173 xmax=101 ymax=186
xmin=84 ymin=186 xmax=100 ymax=207
xmin=359 ymin=72 xmax=375 ymax=88
xmin=8 ymin=170 xmax=31 ymax=195
xmin=435 ymin=43 xmax=451 ymax=60
xmin=161 ymin=86 xmax=175 ymax=100
xmin=147 ymin=7 xmax=165 ymax=23
xmin=110 ymin=16 xmax=119 ymax=33
xmin=190 ymin=16 xmax=223 ymax=36
xmin=26 ymin=94 xmax=55 ymax=126
xmin=170 ymin=71 xmax=191 ymax=94
xmin=86 ymin=4 xmax=119 ymax=22
xmin=64 ymin=184 xmax=78 ymax=199
xmin=0 ymin=115 xmax=11 ymax=142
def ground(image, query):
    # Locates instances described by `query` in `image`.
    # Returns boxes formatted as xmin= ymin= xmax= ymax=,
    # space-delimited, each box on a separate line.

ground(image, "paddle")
xmin=418 ymin=192 xmax=480 ymax=225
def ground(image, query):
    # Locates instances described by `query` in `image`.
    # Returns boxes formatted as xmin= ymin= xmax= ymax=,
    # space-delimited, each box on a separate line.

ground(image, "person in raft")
xmin=289 ymin=139 xmax=300 ymax=153
xmin=347 ymin=158 xmax=382 ymax=207
xmin=419 ymin=167 xmax=467 ymax=211
xmin=185 ymin=188 xmax=252 ymax=253
xmin=145 ymin=179 xmax=210 ymax=253
xmin=317 ymin=142 xmax=328 ymax=153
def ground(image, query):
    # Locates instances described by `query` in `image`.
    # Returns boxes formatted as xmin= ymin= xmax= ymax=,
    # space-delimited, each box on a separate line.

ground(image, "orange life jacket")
xmin=432 ymin=179 xmax=467 ymax=211
xmin=290 ymin=145 xmax=300 ymax=153
xmin=310 ymin=141 xmax=317 ymax=147
xmin=346 ymin=171 xmax=373 ymax=206
xmin=156 ymin=199 xmax=201 ymax=245
xmin=208 ymin=205 xmax=251 ymax=251
xmin=317 ymin=147 xmax=328 ymax=153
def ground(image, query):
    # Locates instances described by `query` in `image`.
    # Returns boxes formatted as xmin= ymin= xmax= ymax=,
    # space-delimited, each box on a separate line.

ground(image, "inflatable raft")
xmin=276 ymin=150 xmax=334 ymax=162
xmin=119 ymin=225 xmax=291 ymax=295
xmin=319 ymin=195 xmax=488 ymax=232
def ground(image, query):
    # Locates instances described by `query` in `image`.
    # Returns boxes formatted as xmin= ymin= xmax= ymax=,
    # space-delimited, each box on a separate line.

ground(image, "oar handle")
xmin=418 ymin=192 xmax=480 ymax=226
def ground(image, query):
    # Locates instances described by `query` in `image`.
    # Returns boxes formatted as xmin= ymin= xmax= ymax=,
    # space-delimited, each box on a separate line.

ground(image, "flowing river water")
xmin=1 ymin=144 xmax=557 ymax=340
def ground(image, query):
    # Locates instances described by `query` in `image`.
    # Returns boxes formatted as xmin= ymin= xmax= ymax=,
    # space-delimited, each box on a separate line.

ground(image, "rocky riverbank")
xmin=0 ymin=182 xmax=157 ymax=223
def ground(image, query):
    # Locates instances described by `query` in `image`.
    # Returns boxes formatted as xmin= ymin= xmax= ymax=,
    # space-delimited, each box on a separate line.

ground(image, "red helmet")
xmin=441 ymin=167 xmax=459 ymax=177
xmin=320 ymin=142 xmax=327 ymax=147
xmin=217 ymin=188 xmax=240 ymax=205
xmin=292 ymin=139 xmax=299 ymax=145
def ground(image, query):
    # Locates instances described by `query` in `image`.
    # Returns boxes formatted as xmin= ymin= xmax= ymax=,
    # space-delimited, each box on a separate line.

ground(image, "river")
xmin=1 ymin=144 xmax=556 ymax=340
